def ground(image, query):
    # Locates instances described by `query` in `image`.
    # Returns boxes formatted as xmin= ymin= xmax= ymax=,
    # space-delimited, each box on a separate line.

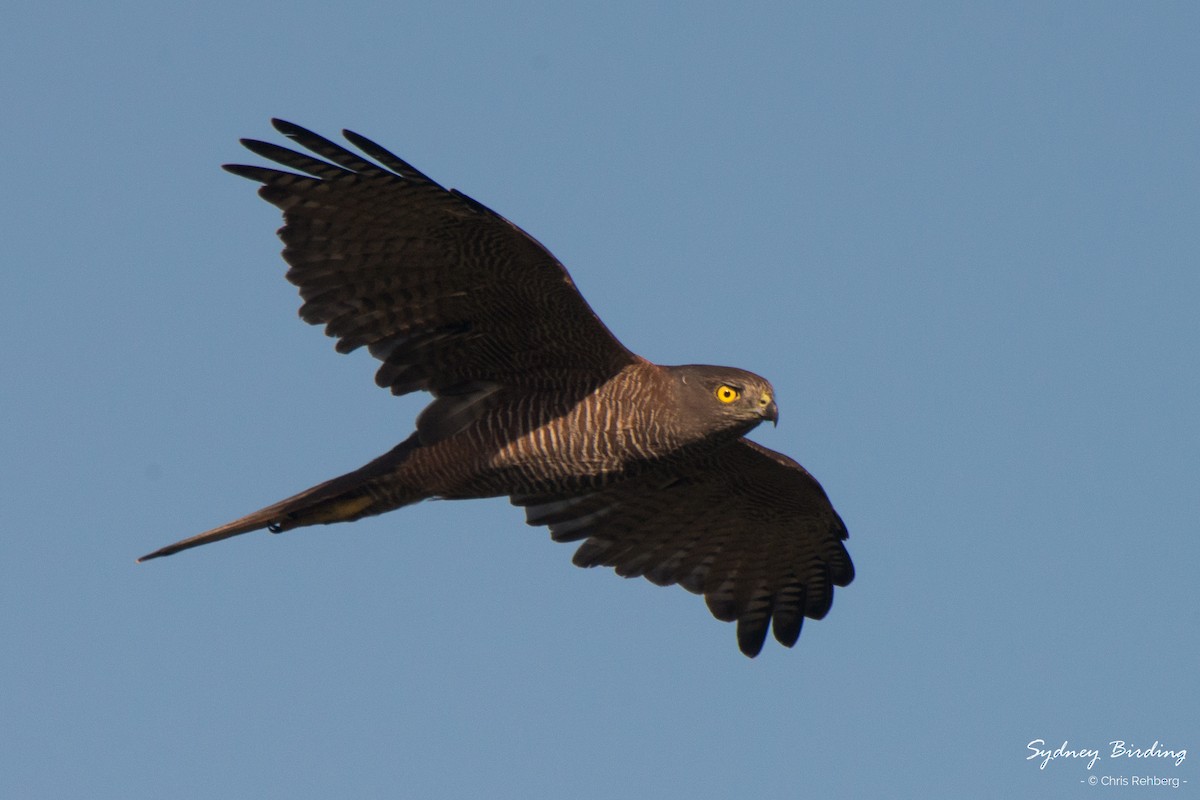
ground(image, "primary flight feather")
xmin=139 ymin=120 xmax=854 ymax=657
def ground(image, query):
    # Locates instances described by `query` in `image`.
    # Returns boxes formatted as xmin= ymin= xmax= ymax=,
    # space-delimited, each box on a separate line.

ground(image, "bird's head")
xmin=669 ymin=365 xmax=778 ymax=438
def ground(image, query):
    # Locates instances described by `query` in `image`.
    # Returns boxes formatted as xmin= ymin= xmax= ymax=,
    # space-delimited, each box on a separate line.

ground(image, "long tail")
xmin=137 ymin=434 xmax=425 ymax=562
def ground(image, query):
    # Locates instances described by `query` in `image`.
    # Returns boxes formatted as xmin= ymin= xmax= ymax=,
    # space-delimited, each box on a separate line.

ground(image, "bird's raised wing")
xmin=224 ymin=120 xmax=642 ymax=400
xmin=515 ymin=438 xmax=854 ymax=657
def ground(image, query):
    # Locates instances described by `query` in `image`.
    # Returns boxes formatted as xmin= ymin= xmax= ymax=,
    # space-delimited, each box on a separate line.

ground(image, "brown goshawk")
xmin=138 ymin=120 xmax=854 ymax=657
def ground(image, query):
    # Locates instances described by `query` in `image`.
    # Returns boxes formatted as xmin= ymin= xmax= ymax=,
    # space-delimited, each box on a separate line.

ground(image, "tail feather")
xmin=137 ymin=434 xmax=423 ymax=562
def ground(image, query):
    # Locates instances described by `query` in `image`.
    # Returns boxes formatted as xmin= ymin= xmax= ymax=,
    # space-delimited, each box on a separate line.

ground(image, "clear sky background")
xmin=3 ymin=3 xmax=1197 ymax=798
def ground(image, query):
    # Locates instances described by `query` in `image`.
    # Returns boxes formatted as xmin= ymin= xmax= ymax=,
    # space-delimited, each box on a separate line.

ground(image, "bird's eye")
xmin=715 ymin=385 xmax=740 ymax=404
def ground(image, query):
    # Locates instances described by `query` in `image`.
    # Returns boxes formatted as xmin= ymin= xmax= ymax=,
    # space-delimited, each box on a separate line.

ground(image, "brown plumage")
xmin=138 ymin=120 xmax=854 ymax=657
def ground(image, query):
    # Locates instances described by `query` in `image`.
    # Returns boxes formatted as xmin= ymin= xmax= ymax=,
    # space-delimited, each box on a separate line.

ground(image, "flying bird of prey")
xmin=138 ymin=120 xmax=854 ymax=657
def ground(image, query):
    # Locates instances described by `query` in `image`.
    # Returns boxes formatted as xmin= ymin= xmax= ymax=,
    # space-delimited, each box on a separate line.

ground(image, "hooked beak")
xmin=761 ymin=397 xmax=779 ymax=426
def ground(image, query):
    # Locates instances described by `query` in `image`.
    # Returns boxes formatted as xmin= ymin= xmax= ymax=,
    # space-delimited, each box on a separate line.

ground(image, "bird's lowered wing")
xmin=515 ymin=438 xmax=854 ymax=657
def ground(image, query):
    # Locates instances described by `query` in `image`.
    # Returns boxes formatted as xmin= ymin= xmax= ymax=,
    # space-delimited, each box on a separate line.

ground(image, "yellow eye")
xmin=715 ymin=385 xmax=740 ymax=404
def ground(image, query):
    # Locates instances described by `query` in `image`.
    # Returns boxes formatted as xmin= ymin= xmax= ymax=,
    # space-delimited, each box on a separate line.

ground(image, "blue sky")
xmin=3 ymin=2 xmax=1197 ymax=798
